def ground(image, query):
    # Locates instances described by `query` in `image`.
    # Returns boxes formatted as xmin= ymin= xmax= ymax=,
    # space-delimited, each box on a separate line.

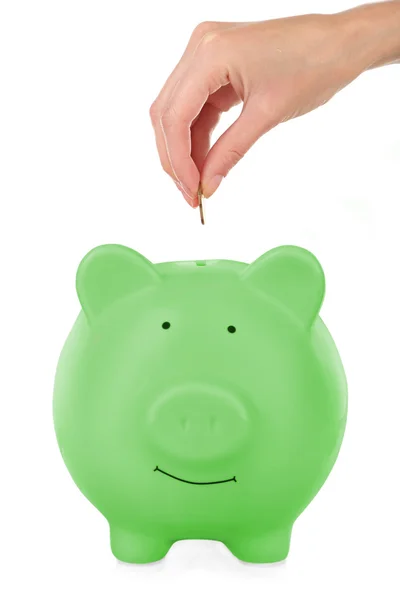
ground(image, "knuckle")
xmin=226 ymin=147 xmax=245 ymax=167
xmin=192 ymin=21 xmax=217 ymax=39
xmin=197 ymin=29 xmax=225 ymax=53
xmin=149 ymin=101 xmax=160 ymax=125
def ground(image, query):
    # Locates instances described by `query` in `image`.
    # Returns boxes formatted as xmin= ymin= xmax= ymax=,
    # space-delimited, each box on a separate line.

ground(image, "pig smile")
xmin=154 ymin=466 xmax=237 ymax=485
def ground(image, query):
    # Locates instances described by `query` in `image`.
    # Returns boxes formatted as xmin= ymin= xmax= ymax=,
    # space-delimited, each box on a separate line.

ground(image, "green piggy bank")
xmin=53 ymin=244 xmax=347 ymax=564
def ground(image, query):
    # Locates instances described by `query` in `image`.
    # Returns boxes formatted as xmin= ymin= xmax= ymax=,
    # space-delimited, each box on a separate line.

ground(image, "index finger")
xmin=160 ymin=64 xmax=228 ymax=204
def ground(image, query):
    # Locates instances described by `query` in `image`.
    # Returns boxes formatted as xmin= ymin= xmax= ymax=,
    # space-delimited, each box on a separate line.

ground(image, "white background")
xmin=1 ymin=0 xmax=399 ymax=598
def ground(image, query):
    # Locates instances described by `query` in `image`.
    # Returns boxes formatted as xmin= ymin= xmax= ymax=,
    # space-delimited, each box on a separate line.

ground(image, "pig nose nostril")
xmin=180 ymin=416 xmax=189 ymax=431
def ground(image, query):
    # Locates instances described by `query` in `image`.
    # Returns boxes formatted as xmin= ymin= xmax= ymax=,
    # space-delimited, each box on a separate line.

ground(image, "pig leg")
xmin=110 ymin=527 xmax=171 ymax=563
xmin=225 ymin=527 xmax=292 ymax=563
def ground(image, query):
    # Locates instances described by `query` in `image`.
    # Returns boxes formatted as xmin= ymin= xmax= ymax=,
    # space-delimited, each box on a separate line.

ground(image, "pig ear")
xmin=76 ymin=244 xmax=159 ymax=318
xmin=241 ymin=246 xmax=325 ymax=328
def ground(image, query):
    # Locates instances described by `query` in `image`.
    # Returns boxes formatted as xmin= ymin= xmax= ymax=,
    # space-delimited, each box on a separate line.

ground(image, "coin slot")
xmin=196 ymin=261 xmax=206 ymax=267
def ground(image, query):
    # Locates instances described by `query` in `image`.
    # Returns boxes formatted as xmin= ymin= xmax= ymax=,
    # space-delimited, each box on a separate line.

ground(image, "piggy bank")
xmin=53 ymin=244 xmax=347 ymax=564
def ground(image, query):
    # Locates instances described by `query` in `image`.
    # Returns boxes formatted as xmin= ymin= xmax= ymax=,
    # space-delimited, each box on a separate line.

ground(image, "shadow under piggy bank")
xmin=53 ymin=244 xmax=347 ymax=564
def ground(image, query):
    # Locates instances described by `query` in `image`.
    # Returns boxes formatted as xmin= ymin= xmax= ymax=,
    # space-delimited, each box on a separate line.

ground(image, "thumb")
xmin=201 ymin=101 xmax=275 ymax=198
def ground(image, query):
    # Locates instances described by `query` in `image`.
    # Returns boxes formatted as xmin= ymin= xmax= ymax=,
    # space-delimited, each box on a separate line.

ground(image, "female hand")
xmin=150 ymin=4 xmax=400 ymax=206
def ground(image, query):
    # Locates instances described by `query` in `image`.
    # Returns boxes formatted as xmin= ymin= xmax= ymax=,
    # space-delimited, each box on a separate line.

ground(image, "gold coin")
xmin=198 ymin=185 xmax=205 ymax=225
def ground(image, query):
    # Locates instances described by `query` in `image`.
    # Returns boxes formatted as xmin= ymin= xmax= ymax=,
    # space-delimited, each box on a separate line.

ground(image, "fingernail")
xmin=203 ymin=175 xmax=224 ymax=198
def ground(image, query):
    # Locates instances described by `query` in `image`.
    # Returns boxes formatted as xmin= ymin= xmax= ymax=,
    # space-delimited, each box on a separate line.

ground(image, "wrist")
xmin=334 ymin=2 xmax=400 ymax=71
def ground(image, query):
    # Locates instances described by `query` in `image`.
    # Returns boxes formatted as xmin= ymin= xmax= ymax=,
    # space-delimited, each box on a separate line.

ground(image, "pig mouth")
xmin=154 ymin=466 xmax=237 ymax=485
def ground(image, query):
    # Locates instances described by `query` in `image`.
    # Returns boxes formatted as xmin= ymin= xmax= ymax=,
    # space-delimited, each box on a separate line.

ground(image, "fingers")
xmin=160 ymin=62 xmax=229 ymax=204
xmin=190 ymin=103 xmax=221 ymax=175
xmin=150 ymin=22 xmax=231 ymax=204
xmin=189 ymin=85 xmax=241 ymax=184
xmin=150 ymin=32 xmax=203 ymax=198
xmin=201 ymin=100 xmax=277 ymax=197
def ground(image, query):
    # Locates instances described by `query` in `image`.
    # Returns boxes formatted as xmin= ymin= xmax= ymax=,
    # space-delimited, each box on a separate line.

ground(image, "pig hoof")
xmin=226 ymin=528 xmax=292 ymax=564
xmin=110 ymin=528 xmax=170 ymax=564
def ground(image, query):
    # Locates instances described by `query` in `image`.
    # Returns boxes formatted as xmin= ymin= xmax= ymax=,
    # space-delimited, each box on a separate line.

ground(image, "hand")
xmin=150 ymin=5 xmax=400 ymax=206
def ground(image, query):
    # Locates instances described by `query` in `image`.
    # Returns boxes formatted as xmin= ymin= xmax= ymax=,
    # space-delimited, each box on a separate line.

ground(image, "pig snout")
xmin=147 ymin=383 xmax=250 ymax=461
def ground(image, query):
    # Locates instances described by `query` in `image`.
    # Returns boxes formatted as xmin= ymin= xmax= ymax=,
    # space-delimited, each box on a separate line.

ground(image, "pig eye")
xmin=162 ymin=321 xmax=171 ymax=330
xmin=227 ymin=325 xmax=236 ymax=334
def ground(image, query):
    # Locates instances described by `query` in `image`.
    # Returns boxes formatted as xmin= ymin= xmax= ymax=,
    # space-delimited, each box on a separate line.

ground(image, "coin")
xmin=198 ymin=185 xmax=205 ymax=225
